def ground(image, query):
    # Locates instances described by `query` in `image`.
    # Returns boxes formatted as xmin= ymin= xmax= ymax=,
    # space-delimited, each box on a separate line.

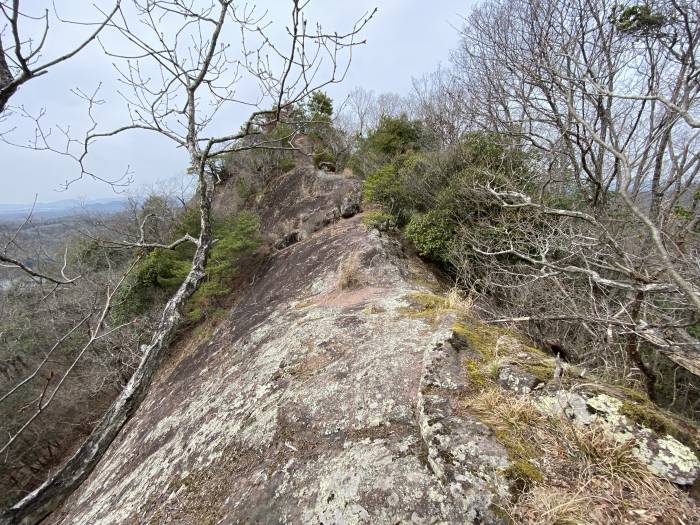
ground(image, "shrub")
xmin=405 ymin=209 xmax=455 ymax=263
xmin=359 ymin=131 xmax=539 ymax=274
xmin=365 ymin=114 xmax=428 ymax=156
xmin=185 ymin=211 xmax=261 ymax=320
xmin=362 ymin=210 xmax=396 ymax=231
xmin=362 ymin=163 xmax=415 ymax=224
xmin=139 ymin=249 xmax=191 ymax=288
xmin=349 ymin=116 xmax=432 ymax=179
xmin=362 ymin=164 xmax=398 ymax=202
xmin=306 ymin=91 xmax=333 ymax=122
xmin=113 ymin=211 xmax=261 ymax=323
xmin=614 ymin=4 xmax=667 ymax=33
xmin=249 ymin=122 xmax=297 ymax=175
xmin=235 ymin=177 xmax=257 ymax=200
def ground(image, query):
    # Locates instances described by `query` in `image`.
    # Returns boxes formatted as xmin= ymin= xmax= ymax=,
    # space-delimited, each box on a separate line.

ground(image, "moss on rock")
xmin=502 ymin=459 xmax=544 ymax=488
xmin=620 ymin=399 xmax=698 ymax=452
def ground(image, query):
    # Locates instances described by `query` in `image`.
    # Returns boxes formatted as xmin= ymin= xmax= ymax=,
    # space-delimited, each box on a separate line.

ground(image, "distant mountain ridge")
xmin=0 ymin=198 xmax=128 ymax=221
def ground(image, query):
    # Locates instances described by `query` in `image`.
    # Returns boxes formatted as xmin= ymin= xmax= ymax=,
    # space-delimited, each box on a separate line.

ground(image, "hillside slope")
xmin=45 ymin=167 xmax=510 ymax=524
xmin=39 ymin=166 xmax=700 ymax=524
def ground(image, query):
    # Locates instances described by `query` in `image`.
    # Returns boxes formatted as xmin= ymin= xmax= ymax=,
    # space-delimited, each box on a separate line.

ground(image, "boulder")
xmin=496 ymin=365 xmax=543 ymax=394
xmin=537 ymin=391 xmax=700 ymax=485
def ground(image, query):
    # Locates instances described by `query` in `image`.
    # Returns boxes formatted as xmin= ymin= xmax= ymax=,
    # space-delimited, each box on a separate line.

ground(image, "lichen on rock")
xmin=531 ymin=379 xmax=700 ymax=486
xmin=45 ymin=168 xmax=511 ymax=525
xmin=496 ymin=365 xmax=542 ymax=395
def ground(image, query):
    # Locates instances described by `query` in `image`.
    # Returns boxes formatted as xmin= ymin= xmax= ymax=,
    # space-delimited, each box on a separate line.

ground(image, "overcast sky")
xmin=1 ymin=1 xmax=473 ymax=205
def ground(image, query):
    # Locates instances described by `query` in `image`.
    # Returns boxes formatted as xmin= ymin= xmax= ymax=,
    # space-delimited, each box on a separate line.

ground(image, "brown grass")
xmin=444 ymin=286 xmax=476 ymax=315
xmin=465 ymin=386 xmax=698 ymax=524
xmin=337 ymin=252 xmax=365 ymax=290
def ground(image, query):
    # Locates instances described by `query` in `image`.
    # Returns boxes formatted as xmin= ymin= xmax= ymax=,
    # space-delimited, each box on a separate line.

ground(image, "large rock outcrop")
xmin=40 ymin=166 xmax=700 ymax=524
xmin=46 ymin=167 xmax=511 ymax=524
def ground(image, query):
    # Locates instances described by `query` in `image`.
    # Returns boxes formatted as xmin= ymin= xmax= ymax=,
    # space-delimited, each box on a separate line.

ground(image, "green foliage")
xmin=175 ymin=206 xmax=203 ymax=238
xmin=405 ymin=210 xmax=455 ymax=262
xmin=365 ymin=115 xmax=427 ymax=156
xmin=613 ymin=3 xmax=667 ymax=33
xmin=360 ymin=131 xmax=539 ymax=273
xmin=137 ymin=248 xmax=191 ymax=289
xmin=242 ymin=122 xmax=298 ymax=175
xmin=234 ymin=177 xmax=257 ymax=201
xmin=362 ymin=163 xmax=416 ymax=224
xmin=186 ymin=211 xmax=261 ymax=320
xmin=113 ymin=211 xmax=261 ymax=323
xmin=362 ymin=163 xmax=398 ymax=203
xmin=672 ymin=205 xmax=693 ymax=221
xmin=362 ymin=210 xmax=396 ymax=231
xmin=245 ymin=93 xmax=337 ymax=176
xmin=350 ymin=116 xmax=430 ymax=179
xmin=306 ymin=91 xmax=333 ymax=122
xmin=113 ymin=246 xmax=191 ymax=323
xmin=688 ymin=323 xmax=700 ymax=339
xmin=277 ymin=157 xmax=296 ymax=173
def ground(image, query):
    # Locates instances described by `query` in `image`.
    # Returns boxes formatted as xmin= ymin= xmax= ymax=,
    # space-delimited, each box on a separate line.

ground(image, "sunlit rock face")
xmin=47 ymin=168 xmax=510 ymax=525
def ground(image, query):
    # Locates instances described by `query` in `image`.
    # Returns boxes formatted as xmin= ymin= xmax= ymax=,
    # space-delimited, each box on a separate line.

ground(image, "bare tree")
xmin=411 ymin=66 xmax=468 ymax=147
xmin=342 ymin=85 xmax=377 ymax=136
xmin=0 ymin=1 xmax=124 ymax=286
xmin=0 ymin=1 xmax=121 ymax=113
xmin=0 ymin=199 xmax=79 ymax=285
xmin=446 ymin=0 xmax=699 ymax=397
xmin=0 ymin=1 xmax=372 ymax=522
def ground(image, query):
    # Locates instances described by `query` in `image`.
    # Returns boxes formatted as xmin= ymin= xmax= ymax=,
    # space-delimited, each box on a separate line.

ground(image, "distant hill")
xmin=0 ymin=198 xmax=129 ymax=221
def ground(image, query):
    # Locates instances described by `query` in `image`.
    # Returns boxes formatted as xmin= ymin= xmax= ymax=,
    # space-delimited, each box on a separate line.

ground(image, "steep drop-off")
xmin=45 ymin=167 xmax=510 ymax=524
xmin=40 ymin=166 xmax=700 ymax=524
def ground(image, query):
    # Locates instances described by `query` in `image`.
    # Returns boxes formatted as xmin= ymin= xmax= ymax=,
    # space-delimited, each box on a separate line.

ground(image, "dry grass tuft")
xmin=465 ymin=386 xmax=698 ymax=524
xmin=470 ymin=388 xmax=543 ymax=428
xmin=516 ymin=486 xmax=590 ymax=525
xmin=444 ymin=286 xmax=476 ymax=315
xmin=337 ymin=252 xmax=365 ymax=290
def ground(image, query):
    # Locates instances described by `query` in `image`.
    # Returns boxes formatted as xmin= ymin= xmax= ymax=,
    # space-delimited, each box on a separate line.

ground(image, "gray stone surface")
xmin=47 ymin=169 xmax=510 ymax=525
xmin=537 ymin=391 xmax=700 ymax=485
xmin=496 ymin=365 xmax=542 ymax=394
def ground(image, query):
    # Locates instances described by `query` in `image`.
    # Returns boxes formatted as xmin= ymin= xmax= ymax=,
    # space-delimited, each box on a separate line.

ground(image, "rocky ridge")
xmin=43 ymin=165 xmax=699 ymax=524
xmin=47 ymin=166 xmax=511 ymax=524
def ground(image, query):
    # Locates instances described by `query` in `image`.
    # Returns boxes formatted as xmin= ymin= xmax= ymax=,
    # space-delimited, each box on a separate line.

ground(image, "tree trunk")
xmin=625 ymin=291 xmax=657 ymax=401
xmin=0 ymin=190 xmax=212 ymax=525
xmin=0 ymin=38 xmax=18 ymax=114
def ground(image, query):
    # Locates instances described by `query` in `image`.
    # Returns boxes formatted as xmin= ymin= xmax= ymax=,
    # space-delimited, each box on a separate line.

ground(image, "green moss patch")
xmin=502 ymin=459 xmax=544 ymax=490
xmin=522 ymin=362 xmax=556 ymax=383
xmin=410 ymin=292 xmax=448 ymax=310
xmin=398 ymin=292 xmax=452 ymax=322
xmin=620 ymin=400 xmax=699 ymax=452
xmin=465 ymin=358 xmax=489 ymax=391
xmin=452 ymin=320 xmax=548 ymax=363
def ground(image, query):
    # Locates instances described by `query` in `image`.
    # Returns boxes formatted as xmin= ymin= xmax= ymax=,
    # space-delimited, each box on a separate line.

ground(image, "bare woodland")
xmin=1 ymin=0 xmax=372 ymax=521
xmin=449 ymin=0 xmax=700 ymax=397
xmin=337 ymin=0 xmax=700 ymax=409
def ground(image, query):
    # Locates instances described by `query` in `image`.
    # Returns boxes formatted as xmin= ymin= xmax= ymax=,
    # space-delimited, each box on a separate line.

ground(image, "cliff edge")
xmin=47 ymin=167 xmax=511 ymax=524
xmin=45 ymin=166 xmax=700 ymax=524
